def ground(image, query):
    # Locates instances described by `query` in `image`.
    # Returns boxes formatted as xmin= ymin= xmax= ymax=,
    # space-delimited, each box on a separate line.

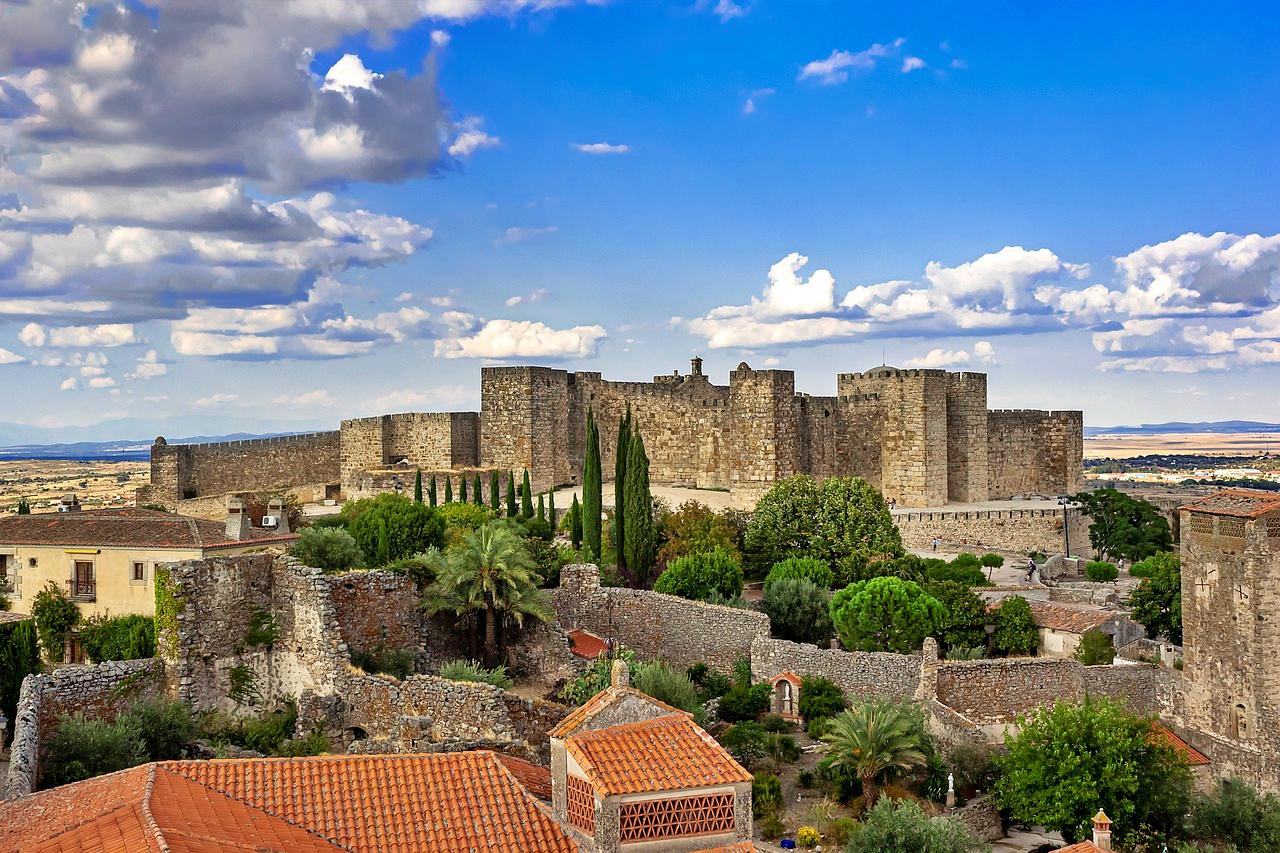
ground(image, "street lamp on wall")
xmin=1057 ymin=495 xmax=1074 ymax=556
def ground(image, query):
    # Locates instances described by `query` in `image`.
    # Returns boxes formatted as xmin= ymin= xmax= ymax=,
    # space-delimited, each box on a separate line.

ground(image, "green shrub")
xmin=656 ymin=500 xmax=742 ymax=570
xmin=306 ymin=514 xmax=348 ymax=530
xmin=771 ymin=732 xmax=801 ymax=762
xmin=717 ymin=681 xmax=771 ymax=723
xmin=798 ymin=675 xmax=846 ymax=721
xmin=720 ymin=720 xmax=770 ymax=768
xmin=438 ymin=659 xmax=513 ymax=688
xmin=345 ymin=493 xmax=445 ymax=567
xmin=761 ymin=713 xmax=791 ymax=732
xmin=632 ymin=661 xmax=701 ymax=714
xmin=438 ymin=501 xmax=494 ymax=531
xmin=653 ymin=547 xmax=743 ymax=601
xmin=352 ymin=645 xmax=417 ymax=680
xmin=980 ymin=553 xmax=1005 ymax=568
xmin=0 ymin=593 xmax=9 ymax=611
xmin=806 ymin=716 xmax=832 ymax=739
xmin=244 ymin=605 xmax=279 ymax=647
xmin=560 ymin=649 xmax=637 ymax=705
xmin=993 ymin=595 xmax=1039 ymax=656
xmin=276 ymin=729 xmax=331 ymax=757
xmin=0 ymin=618 xmax=40 ymax=729
xmin=521 ymin=516 xmax=553 ymax=541
xmin=1188 ymin=778 xmax=1280 ymax=851
xmin=31 ymin=581 xmax=79 ymax=662
xmin=952 ymin=553 xmax=981 ymax=567
xmin=761 ymin=578 xmax=833 ymax=645
xmin=290 ymin=526 xmax=362 ymax=572
xmin=763 ymin=557 xmax=834 ymax=595
xmin=1075 ymin=629 xmax=1116 ymax=666
xmin=849 ymin=797 xmax=984 ymax=852
xmin=687 ymin=663 xmax=732 ymax=703
xmin=383 ymin=549 xmax=443 ymax=589
xmin=829 ymin=576 xmax=945 ymax=653
xmin=120 ymin=698 xmax=195 ymax=761
xmin=228 ymin=664 xmax=260 ymax=705
xmin=945 ymin=645 xmax=986 ymax=660
xmin=41 ymin=713 xmax=146 ymax=788
xmin=826 ymin=817 xmax=859 ymax=846
xmin=797 ymin=769 xmax=816 ymax=788
xmin=752 ymin=772 xmax=783 ymax=818
xmin=239 ymin=702 xmax=298 ymax=754
xmin=927 ymin=560 xmax=990 ymax=586
xmin=78 ymin=614 xmax=155 ymax=662
xmin=926 ymin=580 xmax=990 ymax=652
xmin=1086 ymin=561 xmax=1119 ymax=582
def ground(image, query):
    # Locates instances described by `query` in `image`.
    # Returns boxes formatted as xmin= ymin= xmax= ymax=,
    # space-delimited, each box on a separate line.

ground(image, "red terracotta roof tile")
xmin=565 ymin=714 xmax=752 ymax=796
xmin=1056 ymin=842 xmax=1104 ymax=853
xmin=497 ymin=754 xmax=553 ymax=801
xmin=566 ymin=628 xmax=608 ymax=659
xmin=549 ymin=685 xmax=689 ymax=739
xmin=0 ymin=508 xmax=299 ymax=550
xmin=988 ymin=598 xmax=1125 ymax=634
xmin=1152 ymin=723 xmax=1210 ymax=766
xmin=1180 ymin=488 xmax=1280 ymax=519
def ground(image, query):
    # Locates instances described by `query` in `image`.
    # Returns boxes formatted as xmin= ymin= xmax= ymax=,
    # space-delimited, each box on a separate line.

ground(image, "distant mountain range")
xmin=0 ymin=414 xmax=330 ymax=461
xmin=1086 ymin=420 xmax=1280 ymax=437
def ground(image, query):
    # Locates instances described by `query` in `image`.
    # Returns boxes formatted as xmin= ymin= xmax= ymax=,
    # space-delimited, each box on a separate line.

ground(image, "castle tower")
xmin=727 ymin=364 xmax=800 ymax=508
xmin=1179 ymin=489 xmax=1280 ymax=791
xmin=481 ymin=366 xmax=572 ymax=492
xmin=946 ymin=372 xmax=989 ymax=503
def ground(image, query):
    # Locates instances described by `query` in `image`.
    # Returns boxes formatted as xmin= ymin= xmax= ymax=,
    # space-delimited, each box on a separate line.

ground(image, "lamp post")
xmin=1057 ymin=495 xmax=1072 ymax=557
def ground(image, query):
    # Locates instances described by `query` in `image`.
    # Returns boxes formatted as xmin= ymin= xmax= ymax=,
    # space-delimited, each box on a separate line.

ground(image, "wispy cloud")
xmin=573 ymin=142 xmax=630 ymax=154
xmin=497 ymin=226 xmax=559 ymax=245
xmin=743 ymin=87 xmax=775 ymax=115
xmin=798 ymin=38 xmax=906 ymax=85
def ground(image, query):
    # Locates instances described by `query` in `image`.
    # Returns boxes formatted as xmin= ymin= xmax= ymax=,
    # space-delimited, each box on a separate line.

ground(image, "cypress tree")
xmin=428 ymin=475 xmax=437 ymax=507
xmin=521 ymin=469 xmax=534 ymax=519
xmin=414 ymin=469 xmax=423 ymax=503
xmin=490 ymin=470 xmax=501 ymax=512
xmin=537 ymin=493 xmax=546 ymax=523
xmin=444 ymin=476 xmax=453 ymax=503
xmin=548 ymin=490 xmax=556 ymax=531
xmin=570 ymin=495 xmax=583 ymax=549
xmin=506 ymin=471 xmax=517 ymax=517
xmin=582 ymin=409 xmax=602 ymax=561
xmin=614 ymin=406 xmax=632 ymax=571
xmin=459 ymin=475 xmax=468 ymax=503
xmin=473 ymin=474 xmax=483 ymax=505
xmin=622 ymin=430 xmax=655 ymax=586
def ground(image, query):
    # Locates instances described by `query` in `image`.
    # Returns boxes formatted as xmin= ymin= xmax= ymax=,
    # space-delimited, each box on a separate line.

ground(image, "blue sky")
xmin=0 ymin=0 xmax=1278 ymax=437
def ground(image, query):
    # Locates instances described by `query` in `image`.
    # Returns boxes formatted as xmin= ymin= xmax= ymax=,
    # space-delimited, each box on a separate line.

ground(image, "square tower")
xmin=1179 ymin=489 xmax=1280 ymax=785
xmin=481 ymin=366 xmax=572 ymax=492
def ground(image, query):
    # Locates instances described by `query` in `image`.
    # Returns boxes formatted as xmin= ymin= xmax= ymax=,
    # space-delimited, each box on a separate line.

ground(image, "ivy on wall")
xmin=153 ymin=567 xmax=186 ymax=659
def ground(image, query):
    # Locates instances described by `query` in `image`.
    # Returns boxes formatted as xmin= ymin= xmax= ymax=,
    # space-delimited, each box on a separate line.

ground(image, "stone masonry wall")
xmin=750 ymin=636 xmax=920 ymax=701
xmin=894 ymin=507 xmax=1091 ymax=555
xmin=339 ymin=413 xmax=480 ymax=493
xmin=481 ymin=366 xmax=572 ymax=492
xmin=728 ymin=367 xmax=801 ymax=508
xmin=6 ymin=658 xmax=163 ymax=798
xmin=141 ymin=432 xmax=340 ymax=506
xmin=946 ymin=373 xmax=989 ymax=503
xmin=552 ymin=564 xmax=770 ymax=672
xmin=987 ymin=410 xmax=1085 ymax=497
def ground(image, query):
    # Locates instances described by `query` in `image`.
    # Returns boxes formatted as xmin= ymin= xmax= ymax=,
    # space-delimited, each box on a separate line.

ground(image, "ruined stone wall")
xmin=481 ymin=366 xmax=572 ymax=492
xmin=987 ymin=410 xmax=1084 ymax=498
xmin=946 ymin=373 xmax=989 ymax=503
xmin=838 ymin=369 xmax=948 ymax=507
xmin=728 ymin=367 xmax=801 ymax=508
xmin=933 ymin=658 xmax=1161 ymax=724
xmin=142 ymin=432 xmax=340 ymax=506
xmin=750 ymin=636 xmax=920 ymax=701
xmin=569 ymin=370 xmax=732 ymax=492
xmin=552 ymin=564 xmax=770 ymax=672
xmin=6 ymin=658 xmax=163 ymax=797
xmin=894 ymin=507 xmax=1091 ymax=555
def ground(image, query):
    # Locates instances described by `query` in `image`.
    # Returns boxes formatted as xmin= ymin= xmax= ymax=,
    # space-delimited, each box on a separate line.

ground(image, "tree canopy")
xmin=345 ymin=493 xmax=446 ymax=567
xmin=653 ymin=547 xmax=743 ymax=602
xmin=992 ymin=595 xmax=1038 ymax=656
xmin=1072 ymin=489 xmax=1173 ymax=562
xmin=1126 ymin=551 xmax=1183 ymax=644
xmin=926 ymin=580 xmax=989 ymax=652
xmin=829 ymin=576 xmax=944 ymax=654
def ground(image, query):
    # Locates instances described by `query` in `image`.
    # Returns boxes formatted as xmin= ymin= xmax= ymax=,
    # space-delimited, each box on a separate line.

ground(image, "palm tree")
xmin=822 ymin=700 xmax=928 ymax=810
xmin=422 ymin=522 xmax=552 ymax=667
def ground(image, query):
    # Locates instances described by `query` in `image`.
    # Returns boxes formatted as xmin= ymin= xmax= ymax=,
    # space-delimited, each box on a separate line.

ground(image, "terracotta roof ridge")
xmin=567 ymin=711 xmax=689 ymax=743
xmin=139 ymin=764 xmax=169 ymax=852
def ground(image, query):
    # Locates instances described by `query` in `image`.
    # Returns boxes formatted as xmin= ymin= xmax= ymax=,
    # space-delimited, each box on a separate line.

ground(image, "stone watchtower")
xmin=1179 ymin=489 xmax=1280 ymax=789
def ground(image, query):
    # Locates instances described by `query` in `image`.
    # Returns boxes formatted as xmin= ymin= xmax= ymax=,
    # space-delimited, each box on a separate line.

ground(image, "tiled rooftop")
xmin=1056 ymin=843 xmax=1104 ymax=853
xmin=988 ymin=598 xmax=1125 ymax=634
xmin=549 ymin=684 xmax=688 ymax=739
xmin=1152 ymin=723 xmax=1210 ymax=766
xmin=0 ymin=508 xmax=299 ymax=550
xmin=1180 ymin=488 xmax=1280 ymax=518
xmin=0 ymin=752 xmax=577 ymax=853
xmin=566 ymin=628 xmax=608 ymax=659
xmin=565 ymin=714 xmax=752 ymax=796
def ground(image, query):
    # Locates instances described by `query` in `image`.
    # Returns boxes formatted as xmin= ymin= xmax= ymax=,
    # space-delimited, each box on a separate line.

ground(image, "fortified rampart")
xmin=143 ymin=359 xmax=1082 ymax=510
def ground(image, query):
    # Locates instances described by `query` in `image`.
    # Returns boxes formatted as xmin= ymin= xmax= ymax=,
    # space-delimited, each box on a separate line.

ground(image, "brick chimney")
xmin=265 ymin=497 xmax=290 ymax=534
xmin=1091 ymin=809 xmax=1112 ymax=851
xmin=225 ymin=496 xmax=250 ymax=540
xmin=611 ymin=658 xmax=630 ymax=689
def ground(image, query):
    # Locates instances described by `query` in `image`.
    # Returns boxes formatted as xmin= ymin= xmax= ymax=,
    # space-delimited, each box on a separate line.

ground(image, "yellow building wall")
xmin=4 ymin=543 xmax=267 ymax=620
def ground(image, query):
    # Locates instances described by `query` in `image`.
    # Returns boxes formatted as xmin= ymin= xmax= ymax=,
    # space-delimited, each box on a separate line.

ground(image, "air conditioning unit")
xmin=261 ymin=515 xmax=279 ymax=529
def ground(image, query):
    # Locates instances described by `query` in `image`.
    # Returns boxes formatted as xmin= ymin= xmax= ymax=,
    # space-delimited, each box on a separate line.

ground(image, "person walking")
xmin=1025 ymin=557 xmax=1036 ymax=583
xmin=931 ymin=537 xmax=940 ymax=553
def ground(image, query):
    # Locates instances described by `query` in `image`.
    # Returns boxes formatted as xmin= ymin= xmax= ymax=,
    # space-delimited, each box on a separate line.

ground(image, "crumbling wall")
xmin=6 ymin=658 xmax=163 ymax=798
xmin=552 ymin=564 xmax=770 ymax=671
xmin=934 ymin=658 xmax=1162 ymax=724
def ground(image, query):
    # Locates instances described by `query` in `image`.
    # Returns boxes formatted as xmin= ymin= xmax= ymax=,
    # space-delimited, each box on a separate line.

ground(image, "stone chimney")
xmin=57 ymin=494 xmax=81 ymax=513
xmin=611 ymin=658 xmax=630 ymax=689
xmin=690 ymin=356 xmax=703 ymax=377
xmin=1091 ymin=809 xmax=1112 ymax=851
xmin=266 ymin=497 xmax=290 ymax=534
xmin=225 ymin=496 xmax=251 ymax=540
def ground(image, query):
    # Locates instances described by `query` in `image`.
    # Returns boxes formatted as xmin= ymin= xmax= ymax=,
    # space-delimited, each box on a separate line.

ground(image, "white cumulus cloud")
xmin=435 ymin=319 xmax=607 ymax=360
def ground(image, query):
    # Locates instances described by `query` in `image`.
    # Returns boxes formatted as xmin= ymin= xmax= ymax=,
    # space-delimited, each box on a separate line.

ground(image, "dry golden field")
xmin=0 ymin=459 xmax=149 ymax=514
xmin=1085 ymin=432 xmax=1280 ymax=459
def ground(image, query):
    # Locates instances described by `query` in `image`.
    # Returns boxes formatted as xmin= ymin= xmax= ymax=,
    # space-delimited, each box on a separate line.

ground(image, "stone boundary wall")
xmin=172 ymin=483 xmax=332 ymax=519
xmin=6 ymin=658 xmax=162 ymax=798
xmin=894 ymin=507 xmax=1091 ymax=556
xmin=949 ymin=795 xmax=1004 ymax=843
xmin=140 ymin=432 xmax=340 ymax=506
xmin=552 ymin=564 xmax=770 ymax=671
xmin=749 ymin=636 xmax=920 ymax=702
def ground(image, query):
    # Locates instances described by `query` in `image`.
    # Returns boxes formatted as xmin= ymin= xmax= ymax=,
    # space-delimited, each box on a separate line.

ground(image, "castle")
xmin=140 ymin=359 xmax=1083 ymax=511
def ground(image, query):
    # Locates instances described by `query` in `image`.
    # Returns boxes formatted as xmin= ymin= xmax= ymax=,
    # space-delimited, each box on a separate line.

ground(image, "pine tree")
xmin=506 ymin=471 xmax=517 ymax=517
xmin=614 ymin=406 xmax=632 ymax=572
xmin=414 ymin=469 xmax=423 ymax=503
xmin=473 ymin=474 xmax=483 ymax=505
xmin=521 ymin=469 xmax=534 ymax=519
xmin=537 ymin=493 xmax=546 ymax=523
xmin=622 ymin=430 xmax=655 ymax=586
xmin=490 ymin=470 xmax=501 ymax=512
xmin=444 ymin=476 xmax=453 ymax=503
xmin=582 ymin=409 xmax=602 ymax=561
xmin=570 ymin=495 xmax=583 ymax=549
xmin=428 ymin=475 xmax=437 ymax=508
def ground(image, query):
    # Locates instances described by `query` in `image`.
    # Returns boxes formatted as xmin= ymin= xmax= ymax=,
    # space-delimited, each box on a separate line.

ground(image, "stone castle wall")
xmin=340 ymin=412 xmax=479 ymax=493
xmin=895 ymin=507 xmax=1092 ymax=555
xmin=139 ymin=431 xmax=340 ymax=506
xmin=987 ymin=410 xmax=1084 ymax=497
